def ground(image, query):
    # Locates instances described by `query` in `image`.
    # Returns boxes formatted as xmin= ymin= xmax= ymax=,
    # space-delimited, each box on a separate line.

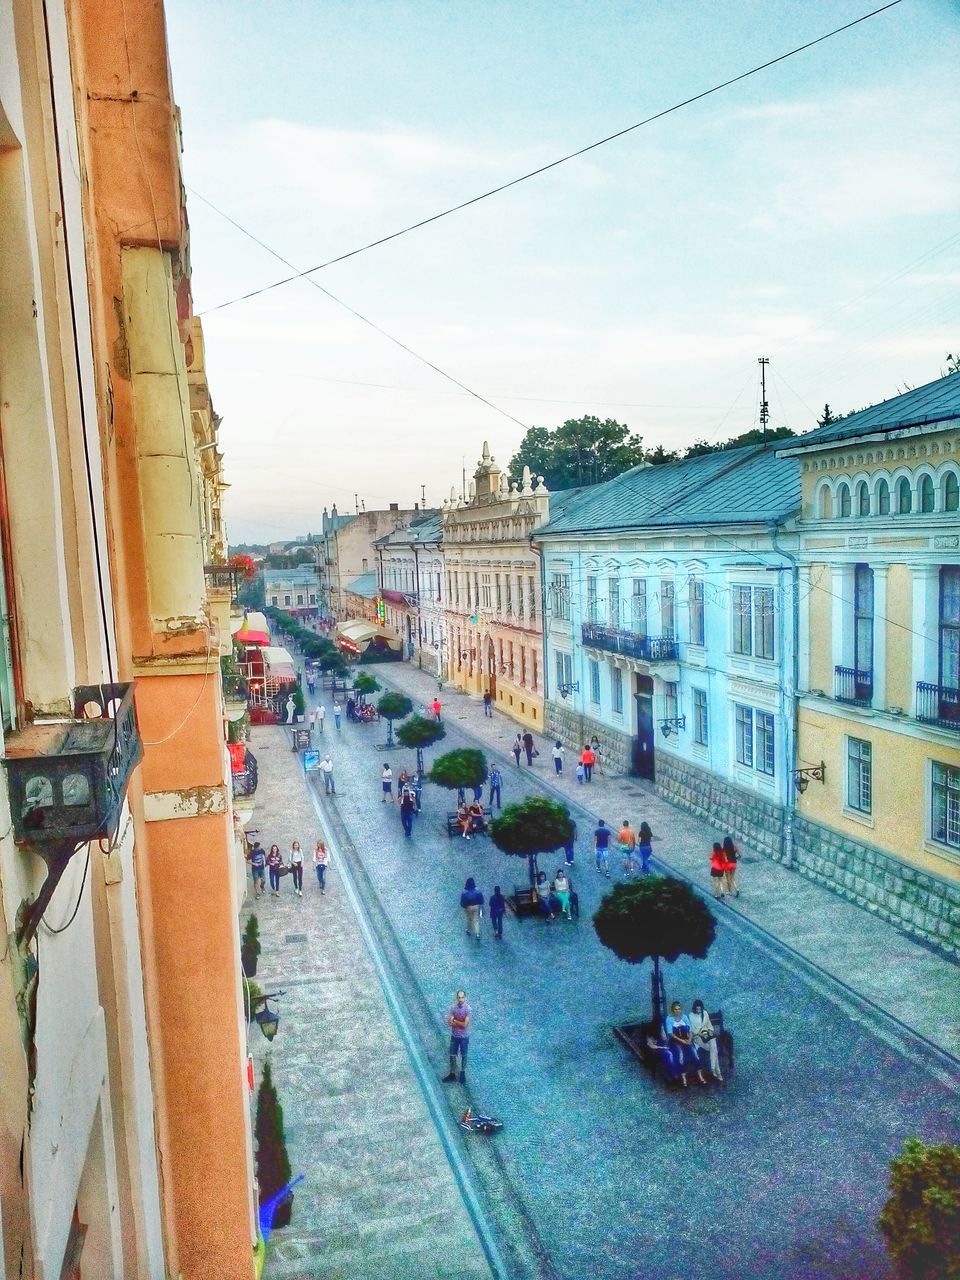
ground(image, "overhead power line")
xmin=201 ymin=0 xmax=904 ymax=316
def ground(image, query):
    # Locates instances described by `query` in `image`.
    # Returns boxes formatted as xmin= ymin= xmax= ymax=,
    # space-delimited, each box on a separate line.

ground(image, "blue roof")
xmin=345 ymin=572 xmax=378 ymax=598
xmin=536 ymin=443 xmax=800 ymax=537
xmin=779 ymin=371 xmax=960 ymax=451
xmin=373 ymin=512 xmax=442 ymax=547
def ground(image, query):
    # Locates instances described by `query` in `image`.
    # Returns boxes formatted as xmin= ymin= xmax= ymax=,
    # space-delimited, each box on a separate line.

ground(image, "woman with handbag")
xmin=690 ymin=999 xmax=723 ymax=1080
xmin=267 ymin=844 xmax=284 ymax=897
xmin=289 ymin=840 xmax=304 ymax=896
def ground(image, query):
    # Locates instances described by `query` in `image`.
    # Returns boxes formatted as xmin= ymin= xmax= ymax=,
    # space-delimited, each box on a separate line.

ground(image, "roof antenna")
xmin=758 ymin=357 xmax=770 ymax=437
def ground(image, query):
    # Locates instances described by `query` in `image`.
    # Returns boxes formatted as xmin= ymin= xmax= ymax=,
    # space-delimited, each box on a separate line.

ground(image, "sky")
xmin=162 ymin=0 xmax=960 ymax=545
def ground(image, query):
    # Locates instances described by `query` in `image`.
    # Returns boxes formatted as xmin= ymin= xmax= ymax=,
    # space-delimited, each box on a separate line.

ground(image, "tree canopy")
xmin=490 ymin=796 xmax=573 ymax=857
xmin=376 ymin=692 xmax=412 ymax=723
xmin=396 ymin=715 xmax=446 ymax=751
xmin=509 ymin=417 xmax=645 ymax=490
xmin=879 ymin=1137 xmax=960 ymax=1280
xmin=429 ymin=748 xmax=488 ymax=791
xmin=593 ymin=877 xmax=715 ymax=966
xmin=352 ymin=673 xmax=381 ymax=700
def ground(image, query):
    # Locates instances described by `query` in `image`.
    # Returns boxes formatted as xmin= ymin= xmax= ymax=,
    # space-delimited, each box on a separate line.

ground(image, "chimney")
xmin=389 ymin=503 xmax=398 ymax=512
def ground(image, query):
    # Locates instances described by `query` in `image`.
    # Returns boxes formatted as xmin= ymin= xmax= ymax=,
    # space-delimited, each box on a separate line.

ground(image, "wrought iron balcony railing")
xmin=232 ymin=748 xmax=259 ymax=798
xmin=204 ymin=564 xmax=241 ymax=596
xmin=834 ymin=665 xmax=873 ymax=706
xmin=916 ymin=681 xmax=960 ymax=731
xmin=581 ymin=623 xmax=678 ymax=663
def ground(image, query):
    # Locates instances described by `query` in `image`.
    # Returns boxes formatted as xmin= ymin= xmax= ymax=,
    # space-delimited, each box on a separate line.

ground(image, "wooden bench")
xmin=614 ymin=1012 xmax=734 ymax=1083
xmin=446 ymin=808 xmax=492 ymax=838
xmin=507 ymin=885 xmax=580 ymax=921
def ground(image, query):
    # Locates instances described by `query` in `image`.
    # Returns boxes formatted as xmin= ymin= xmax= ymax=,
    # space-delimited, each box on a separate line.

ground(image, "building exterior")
xmin=0 ymin=3 xmax=256 ymax=1278
xmin=343 ymin=571 xmax=380 ymax=623
xmin=263 ymin=566 xmax=320 ymax=618
xmin=315 ymin=503 xmax=420 ymax=624
xmin=375 ymin=512 xmax=444 ymax=670
xmin=535 ymin=445 xmax=802 ymax=859
xmin=442 ymin=445 xmax=559 ymax=730
xmin=778 ymin=374 xmax=960 ymax=955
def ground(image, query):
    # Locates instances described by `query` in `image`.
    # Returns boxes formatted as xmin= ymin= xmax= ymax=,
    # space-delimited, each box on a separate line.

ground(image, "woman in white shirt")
xmin=689 ymin=999 xmax=722 ymax=1080
xmin=289 ymin=841 xmax=304 ymax=896
xmin=313 ymin=840 xmax=330 ymax=894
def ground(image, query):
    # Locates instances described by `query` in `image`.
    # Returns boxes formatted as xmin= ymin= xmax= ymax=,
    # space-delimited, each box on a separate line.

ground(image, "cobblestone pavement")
xmin=246 ymin=727 xmax=493 ymax=1280
xmin=285 ymin=662 xmax=960 ymax=1280
xmin=378 ymin=663 xmax=960 ymax=1055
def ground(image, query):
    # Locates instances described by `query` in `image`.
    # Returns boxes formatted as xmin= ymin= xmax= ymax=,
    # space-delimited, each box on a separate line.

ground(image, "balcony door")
xmin=853 ymin=564 xmax=874 ymax=703
xmin=632 ymin=673 xmax=655 ymax=780
xmin=485 ymin=636 xmax=497 ymax=701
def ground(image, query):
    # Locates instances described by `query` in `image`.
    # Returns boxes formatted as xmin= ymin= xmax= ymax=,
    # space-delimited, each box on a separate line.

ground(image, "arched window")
xmin=876 ymin=479 xmax=890 ymax=515
xmin=944 ymin=471 xmax=959 ymax=513
xmin=838 ymin=483 xmax=851 ymax=517
xmin=818 ymin=486 xmax=833 ymax=519
xmin=919 ymin=474 xmax=935 ymax=513
xmin=857 ymin=482 xmax=870 ymax=516
xmin=897 ymin=477 xmax=912 ymax=514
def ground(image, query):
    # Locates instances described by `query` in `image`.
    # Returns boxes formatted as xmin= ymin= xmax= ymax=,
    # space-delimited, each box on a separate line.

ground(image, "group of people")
xmin=709 ymin=836 xmax=741 ymax=898
xmin=248 ymin=838 xmax=331 ymax=897
xmin=657 ymin=1000 xmax=724 ymax=1086
xmin=518 ymin=733 xmax=604 ymax=783
xmin=592 ymin=818 xmax=655 ymax=877
xmin=379 ymin=763 xmax=425 ymax=837
xmin=455 ymin=799 xmax=487 ymax=838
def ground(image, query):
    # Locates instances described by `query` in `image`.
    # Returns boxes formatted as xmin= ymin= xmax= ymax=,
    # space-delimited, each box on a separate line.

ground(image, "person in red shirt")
xmin=709 ymin=842 xmax=731 ymax=898
xmin=580 ymin=744 xmax=596 ymax=782
xmin=431 ymin=697 xmax=442 ymax=723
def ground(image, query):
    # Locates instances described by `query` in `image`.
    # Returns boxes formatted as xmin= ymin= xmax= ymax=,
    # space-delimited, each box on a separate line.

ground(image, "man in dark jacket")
xmin=522 ymin=730 xmax=535 ymax=765
xmin=460 ymin=877 xmax=484 ymax=940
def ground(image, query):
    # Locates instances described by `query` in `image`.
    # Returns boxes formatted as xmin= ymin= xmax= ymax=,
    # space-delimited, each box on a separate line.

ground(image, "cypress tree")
xmin=255 ymin=1060 xmax=293 ymax=1229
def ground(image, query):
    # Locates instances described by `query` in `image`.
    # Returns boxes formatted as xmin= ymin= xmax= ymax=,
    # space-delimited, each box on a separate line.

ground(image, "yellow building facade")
xmin=781 ymin=375 xmax=960 ymax=957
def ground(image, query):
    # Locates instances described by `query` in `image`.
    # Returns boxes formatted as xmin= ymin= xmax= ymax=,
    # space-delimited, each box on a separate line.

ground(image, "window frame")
xmin=611 ymin=665 xmax=624 ymax=716
xmin=931 ymin=760 xmax=960 ymax=852
xmin=660 ymin=579 xmax=675 ymax=639
xmin=589 ymin=658 xmax=601 ymax=706
xmin=940 ymin=566 xmax=960 ymax=693
xmin=919 ymin=474 xmax=935 ymax=513
xmin=846 ymin=737 xmax=872 ymax=815
xmin=734 ymin=704 xmax=753 ymax=768
xmin=693 ymin=687 xmax=708 ymax=746
xmin=689 ymin=577 xmax=705 ymax=646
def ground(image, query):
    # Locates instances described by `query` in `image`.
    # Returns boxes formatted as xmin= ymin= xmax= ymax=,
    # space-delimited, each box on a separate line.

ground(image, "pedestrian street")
xmin=273 ymin=676 xmax=960 ymax=1280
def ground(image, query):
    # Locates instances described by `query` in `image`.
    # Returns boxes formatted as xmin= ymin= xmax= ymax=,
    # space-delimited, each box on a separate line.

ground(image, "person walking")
xmin=318 ymin=753 xmax=335 ymax=794
xmin=522 ymin=730 xmax=536 ymax=766
xmin=400 ymin=786 xmax=416 ymax=838
xmin=316 ymin=702 xmax=325 ymax=734
xmin=289 ymin=840 xmax=304 ymax=895
xmin=564 ymin=819 xmax=577 ymax=867
xmin=709 ymin=842 xmax=729 ymax=898
xmin=511 ymin=734 xmax=522 ymax=766
xmin=431 ymin=696 xmax=442 ymax=723
xmin=488 ymin=764 xmax=502 ymax=811
xmin=590 ymin=734 xmax=605 ymax=776
xmin=580 ymin=742 xmax=596 ymax=782
xmin=412 ymin=769 xmax=424 ymax=812
xmin=722 ymin=835 xmax=740 ymax=897
xmin=483 ymin=689 xmax=493 ymax=718
xmin=594 ymin=819 xmax=611 ymax=876
xmin=638 ymin=821 xmax=654 ymax=874
xmin=552 ymin=740 xmax=564 ymax=775
xmin=618 ymin=821 xmax=638 ymax=876
xmin=442 ymin=990 xmax=471 ymax=1084
xmin=575 ymin=760 xmax=585 ymax=784
xmin=381 ymin=763 xmax=393 ymax=803
xmin=460 ymin=877 xmax=484 ymax=940
xmin=267 ymin=844 xmax=284 ymax=896
xmin=489 ymin=885 xmax=506 ymax=940
xmin=333 ymin=700 xmax=342 ymax=730
xmin=250 ymin=841 xmax=266 ymax=898
xmin=313 ymin=840 xmax=330 ymax=894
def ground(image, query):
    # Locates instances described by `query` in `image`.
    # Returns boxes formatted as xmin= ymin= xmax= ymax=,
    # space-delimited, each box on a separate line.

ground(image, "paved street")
xmin=254 ymin=663 xmax=960 ymax=1280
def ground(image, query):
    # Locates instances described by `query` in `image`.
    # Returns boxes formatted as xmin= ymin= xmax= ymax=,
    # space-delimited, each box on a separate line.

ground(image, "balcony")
xmin=581 ymin=623 xmax=678 ymax=663
xmin=834 ymin=666 xmax=873 ymax=707
xmin=917 ymin=681 xmax=960 ymax=731
xmin=232 ymin=748 xmax=259 ymax=798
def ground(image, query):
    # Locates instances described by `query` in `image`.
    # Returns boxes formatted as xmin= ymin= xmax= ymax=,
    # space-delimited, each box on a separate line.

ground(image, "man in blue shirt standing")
xmin=594 ymin=820 xmax=611 ymax=877
xmin=442 ymin=990 xmax=472 ymax=1084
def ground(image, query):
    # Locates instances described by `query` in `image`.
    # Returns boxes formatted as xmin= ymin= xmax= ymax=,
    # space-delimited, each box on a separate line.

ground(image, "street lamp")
xmin=557 ymin=680 xmax=579 ymax=700
xmin=659 ymin=715 xmax=686 ymax=738
xmin=250 ymin=990 xmax=285 ymax=1041
xmin=793 ymin=761 xmax=825 ymax=794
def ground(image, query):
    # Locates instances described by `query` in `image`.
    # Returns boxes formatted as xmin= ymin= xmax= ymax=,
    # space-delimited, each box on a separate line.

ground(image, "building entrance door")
xmin=485 ymin=637 xmax=497 ymax=701
xmin=632 ymin=673 xmax=655 ymax=779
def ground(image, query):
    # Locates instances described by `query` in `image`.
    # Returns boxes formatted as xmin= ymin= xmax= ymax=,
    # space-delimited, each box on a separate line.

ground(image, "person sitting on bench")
xmin=467 ymin=800 xmax=486 ymax=834
xmin=457 ymin=802 xmax=473 ymax=839
xmin=664 ymin=1001 xmax=708 ymax=1087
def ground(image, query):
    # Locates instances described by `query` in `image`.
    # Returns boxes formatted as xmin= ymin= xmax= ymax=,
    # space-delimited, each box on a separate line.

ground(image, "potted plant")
xmin=396 ymin=714 xmax=446 ymax=774
xmin=376 ymin=691 xmax=413 ymax=748
xmin=490 ymin=796 xmax=573 ymax=897
xmin=241 ymin=913 xmax=261 ymax=978
xmin=255 ymin=1060 xmax=294 ymax=1229
xmin=879 ymin=1138 xmax=960 ymax=1279
xmin=243 ymin=976 xmax=264 ymax=1022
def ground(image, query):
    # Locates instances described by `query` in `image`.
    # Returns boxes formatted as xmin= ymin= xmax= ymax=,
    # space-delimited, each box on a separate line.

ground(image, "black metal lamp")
xmin=250 ymin=990 xmax=285 ymax=1042
xmin=659 ymin=715 xmax=686 ymax=738
xmin=557 ymin=681 xmax=579 ymax=700
xmin=793 ymin=761 xmax=826 ymax=794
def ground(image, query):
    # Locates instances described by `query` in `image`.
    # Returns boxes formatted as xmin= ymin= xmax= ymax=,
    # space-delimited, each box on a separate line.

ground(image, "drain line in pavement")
xmin=304 ymin=778 xmax=513 ymax=1280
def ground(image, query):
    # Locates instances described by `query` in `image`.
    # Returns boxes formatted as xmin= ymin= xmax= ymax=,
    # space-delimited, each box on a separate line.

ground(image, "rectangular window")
xmin=309 ymin=594 xmax=316 ymax=605
xmin=756 ymin=711 xmax=775 ymax=776
xmin=551 ymin=572 xmax=571 ymax=621
xmin=587 ymin=576 xmax=598 ymax=623
xmin=932 ymin=761 xmax=960 ymax=851
xmin=689 ymin=577 xmax=705 ymax=646
xmin=517 ymin=575 xmax=525 ymax=620
xmin=555 ymin=650 xmax=573 ymax=693
xmin=608 ymin=577 xmax=621 ymax=629
xmin=296 ymin=594 xmax=303 ymax=606
xmin=284 ymin=594 xmax=291 ymax=606
xmin=481 ymin=574 xmax=492 ymax=609
xmin=532 ymin=650 xmax=538 ymax=690
xmin=504 ymin=577 xmax=512 ymax=616
xmin=590 ymin=659 xmax=601 ymax=705
xmin=631 ymin=579 xmax=647 ymax=634
xmin=732 ymin=585 xmax=752 ymax=655
xmin=754 ymin=586 xmax=775 ymax=660
xmin=940 ymin=567 xmax=960 ymax=691
xmin=693 ymin=688 xmax=708 ymax=746
xmin=495 ymin=575 xmax=502 ymax=612
xmin=528 ymin=576 xmax=537 ymax=621
xmin=611 ymin=666 xmax=624 ymax=715
xmin=735 ymin=704 xmax=753 ymax=768
xmin=271 ymin=595 xmax=279 ymax=606
xmin=664 ymin=681 xmax=678 ymax=722
xmin=660 ymin=579 xmax=675 ymax=638
xmin=847 ymin=738 xmax=872 ymax=814
xmin=854 ymin=565 xmax=874 ymax=677
xmin=732 ymin=584 xmax=776 ymax=659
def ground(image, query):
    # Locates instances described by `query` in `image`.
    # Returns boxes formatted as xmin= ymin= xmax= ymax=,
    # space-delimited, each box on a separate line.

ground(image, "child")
xmin=575 ymin=761 xmax=585 ymax=784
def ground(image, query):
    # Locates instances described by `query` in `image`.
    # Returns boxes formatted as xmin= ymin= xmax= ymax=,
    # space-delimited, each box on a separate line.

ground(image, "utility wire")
xmin=188 ymin=188 xmax=530 ymax=431
xmin=200 ymin=0 xmax=905 ymax=316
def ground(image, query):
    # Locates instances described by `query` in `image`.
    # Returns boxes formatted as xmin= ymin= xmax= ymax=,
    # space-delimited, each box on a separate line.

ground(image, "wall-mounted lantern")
xmin=793 ymin=761 xmax=826 ymax=794
xmin=659 ymin=715 xmax=686 ymax=738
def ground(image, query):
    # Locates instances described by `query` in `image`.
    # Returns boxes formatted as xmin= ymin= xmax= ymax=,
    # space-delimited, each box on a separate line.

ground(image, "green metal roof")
xmin=779 ymin=371 xmax=960 ymax=451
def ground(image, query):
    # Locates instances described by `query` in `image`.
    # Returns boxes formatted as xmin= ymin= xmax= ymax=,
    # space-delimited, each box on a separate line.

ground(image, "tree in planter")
xmin=255 ymin=1060 xmax=294 ymax=1229
xmin=241 ymin=913 xmax=261 ymax=978
xmin=376 ymin=691 xmax=413 ymax=748
xmin=396 ymin=714 xmax=446 ymax=774
xmin=243 ymin=977 xmax=264 ymax=1022
xmin=490 ymin=796 xmax=573 ymax=891
xmin=879 ymin=1137 xmax=960 ymax=1279
xmin=352 ymin=673 xmax=381 ymax=706
xmin=429 ymin=748 xmax=488 ymax=806
xmin=593 ymin=877 xmax=716 ymax=1032
xmin=291 ymin=685 xmax=306 ymax=721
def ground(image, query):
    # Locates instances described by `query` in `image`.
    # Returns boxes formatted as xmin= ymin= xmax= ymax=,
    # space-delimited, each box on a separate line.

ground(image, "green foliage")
xmin=429 ymin=748 xmax=488 ymax=791
xmin=879 ymin=1138 xmax=960 ymax=1279
xmin=509 ymin=416 xmax=646 ymax=490
xmin=226 ymin=712 xmax=249 ymax=745
xmin=242 ymin=914 xmax=260 ymax=952
xmin=255 ymin=1060 xmax=293 ymax=1229
xmin=490 ymin=796 xmax=573 ymax=857
xmin=593 ymin=877 xmax=716 ymax=966
xmin=243 ymin=977 xmax=263 ymax=1021
xmin=944 ymin=353 xmax=960 ymax=376
xmin=396 ymin=715 xmax=446 ymax=751
xmin=376 ymin=691 xmax=413 ymax=724
xmin=353 ymin=673 xmax=381 ymax=700
xmin=291 ymin=686 xmax=306 ymax=717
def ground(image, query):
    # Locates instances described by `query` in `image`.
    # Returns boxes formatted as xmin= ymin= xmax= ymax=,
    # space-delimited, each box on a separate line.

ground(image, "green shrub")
xmin=255 ymin=1061 xmax=294 ymax=1229
xmin=879 ymin=1138 xmax=960 ymax=1279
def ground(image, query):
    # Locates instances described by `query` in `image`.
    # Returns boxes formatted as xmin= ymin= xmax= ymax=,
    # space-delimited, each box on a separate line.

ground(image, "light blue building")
xmin=533 ymin=444 xmax=803 ymax=857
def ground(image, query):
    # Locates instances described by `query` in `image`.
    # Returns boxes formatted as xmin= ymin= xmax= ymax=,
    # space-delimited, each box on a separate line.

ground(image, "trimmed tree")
xmin=376 ymin=691 xmax=413 ymax=747
xmin=490 ymin=796 xmax=573 ymax=890
xmin=241 ymin=913 xmax=260 ymax=977
xmin=396 ymin=714 xmax=446 ymax=774
xmin=593 ymin=877 xmax=716 ymax=1030
xmin=879 ymin=1138 xmax=960 ymax=1279
xmin=429 ymin=748 xmax=488 ymax=805
xmin=353 ymin=673 xmax=381 ymax=705
xmin=255 ymin=1060 xmax=294 ymax=1229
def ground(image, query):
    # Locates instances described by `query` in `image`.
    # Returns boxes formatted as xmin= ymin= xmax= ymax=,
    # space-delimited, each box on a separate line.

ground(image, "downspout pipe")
xmin=769 ymin=521 xmax=800 ymax=868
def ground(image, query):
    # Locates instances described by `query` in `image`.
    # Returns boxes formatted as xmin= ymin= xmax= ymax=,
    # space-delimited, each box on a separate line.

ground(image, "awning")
xmin=261 ymin=646 xmax=295 ymax=678
xmin=234 ymin=611 xmax=270 ymax=645
xmin=335 ymin=620 xmax=401 ymax=653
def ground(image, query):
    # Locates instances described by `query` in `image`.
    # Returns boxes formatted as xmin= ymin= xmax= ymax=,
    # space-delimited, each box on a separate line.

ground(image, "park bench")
xmin=446 ymin=807 xmax=492 ymax=838
xmin=614 ymin=1012 xmax=734 ymax=1083
xmin=507 ymin=884 xmax=580 ymax=921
